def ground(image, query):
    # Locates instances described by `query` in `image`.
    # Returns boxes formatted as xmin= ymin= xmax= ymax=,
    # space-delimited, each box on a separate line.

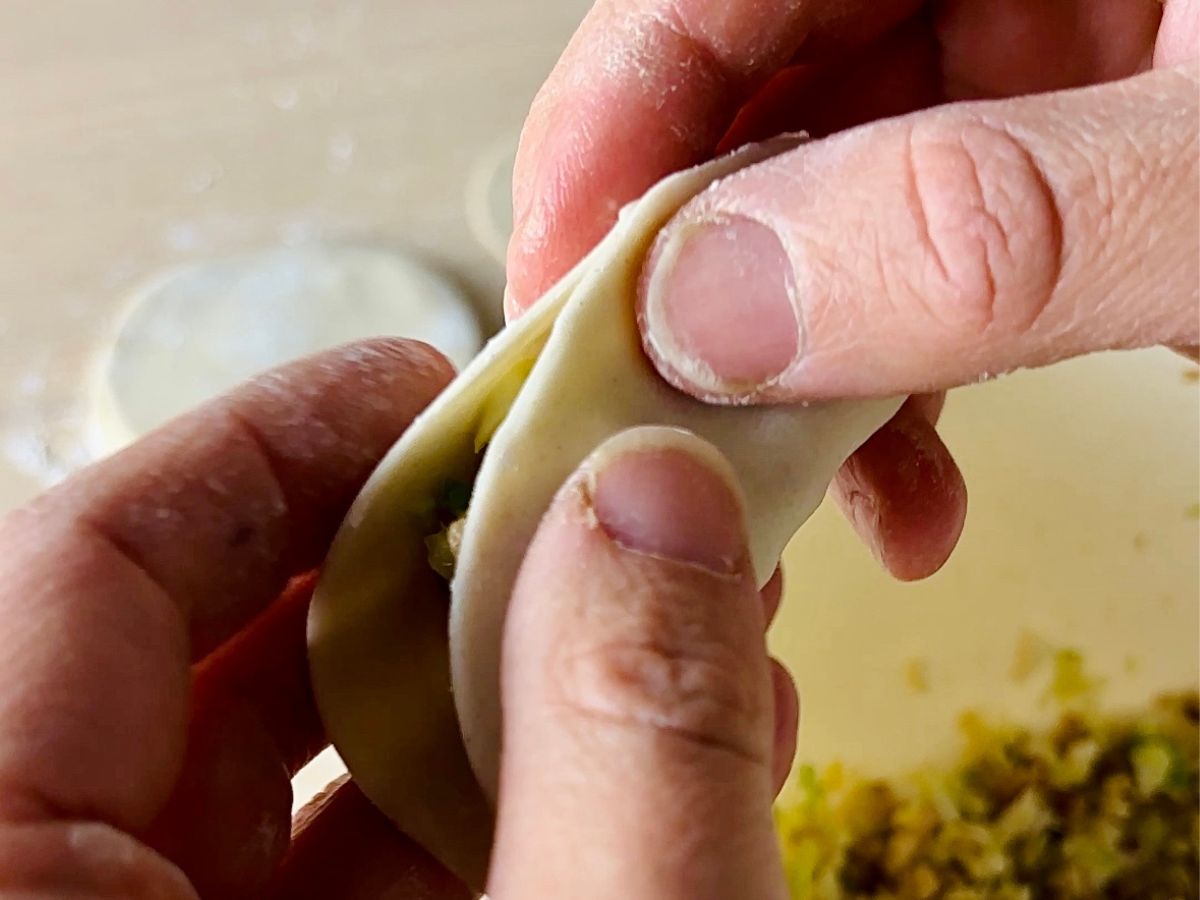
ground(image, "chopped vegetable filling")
xmin=426 ymin=478 xmax=473 ymax=581
xmin=777 ymin=690 xmax=1199 ymax=899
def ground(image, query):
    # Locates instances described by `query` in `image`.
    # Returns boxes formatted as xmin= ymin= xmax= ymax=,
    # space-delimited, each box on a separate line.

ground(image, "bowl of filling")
xmin=771 ymin=347 xmax=1198 ymax=899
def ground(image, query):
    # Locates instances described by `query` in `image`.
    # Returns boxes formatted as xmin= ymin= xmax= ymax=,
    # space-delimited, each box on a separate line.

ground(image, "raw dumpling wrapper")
xmin=307 ymin=136 xmax=902 ymax=890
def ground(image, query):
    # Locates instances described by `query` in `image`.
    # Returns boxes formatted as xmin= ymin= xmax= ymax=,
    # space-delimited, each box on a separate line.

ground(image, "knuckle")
xmin=547 ymin=582 xmax=769 ymax=766
xmin=900 ymin=116 xmax=1063 ymax=338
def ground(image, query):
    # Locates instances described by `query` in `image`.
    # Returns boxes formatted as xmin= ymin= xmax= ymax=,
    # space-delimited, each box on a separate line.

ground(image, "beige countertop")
xmin=0 ymin=0 xmax=591 ymax=510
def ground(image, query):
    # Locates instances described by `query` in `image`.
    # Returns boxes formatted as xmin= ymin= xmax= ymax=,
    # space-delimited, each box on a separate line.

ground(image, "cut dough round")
xmin=89 ymin=244 xmax=482 ymax=455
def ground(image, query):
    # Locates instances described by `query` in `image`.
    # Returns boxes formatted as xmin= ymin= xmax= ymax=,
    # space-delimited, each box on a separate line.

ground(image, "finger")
xmin=758 ymin=570 xmax=800 ymax=794
xmin=935 ymin=0 xmax=1162 ymax=100
xmin=509 ymin=0 xmax=1168 ymax=317
xmin=639 ymin=65 xmax=1199 ymax=402
xmin=830 ymin=397 xmax=967 ymax=581
xmin=718 ymin=16 xmax=941 ymax=151
xmin=151 ymin=567 xmax=465 ymax=898
xmin=0 ymin=339 xmax=451 ymax=838
xmin=907 ymin=391 xmax=946 ymax=425
xmin=506 ymin=0 xmax=918 ymax=314
xmin=267 ymin=777 xmax=471 ymax=900
xmin=769 ymin=660 xmax=799 ymax=796
xmin=144 ymin=575 xmax=324 ymax=899
xmin=489 ymin=427 xmax=786 ymax=900
xmin=1156 ymin=0 xmax=1200 ymax=67
xmin=760 ymin=567 xmax=784 ymax=626
xmin=756 ymin=573 xmax=799 ymax=795
xmin=194 ymin=573 xmax=325 ymax=777
xmin=0 ymin=821 xmax=197 ymax=899
xmin=33 ymin=338 xmax=454 ymax=659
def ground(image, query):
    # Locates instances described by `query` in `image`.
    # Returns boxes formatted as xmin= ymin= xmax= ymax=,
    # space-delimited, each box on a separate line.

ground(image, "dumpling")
xmin=306 ymin=136 xmax=902 ymax=890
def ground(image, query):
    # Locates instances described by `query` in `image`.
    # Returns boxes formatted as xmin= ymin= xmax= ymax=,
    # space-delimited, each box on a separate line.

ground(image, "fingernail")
xmin=587 ymin=428 xmax=746 ymax=574
xmin=641 ymin=215 xmax=801 ymax=397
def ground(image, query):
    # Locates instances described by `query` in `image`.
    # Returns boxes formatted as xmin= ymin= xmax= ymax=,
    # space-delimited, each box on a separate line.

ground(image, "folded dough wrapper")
xmin=307 ymin=136 xmax=902 ymax=890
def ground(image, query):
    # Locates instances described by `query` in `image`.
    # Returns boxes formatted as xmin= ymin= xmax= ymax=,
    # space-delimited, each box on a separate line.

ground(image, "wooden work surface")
xmin=0 ymin=0 xmax=591 ymax=511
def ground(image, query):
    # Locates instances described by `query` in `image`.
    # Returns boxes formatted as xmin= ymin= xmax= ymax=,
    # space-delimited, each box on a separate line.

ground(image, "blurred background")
xmin=1 ymin=0 xmax=1196 ymax=817
xmin=0 ymin=0 xmax=592 ymax=504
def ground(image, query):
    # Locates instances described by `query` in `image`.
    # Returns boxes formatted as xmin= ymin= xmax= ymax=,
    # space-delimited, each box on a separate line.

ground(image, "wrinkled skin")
xmin=508 ymin=0 xmax=1198 ymax=583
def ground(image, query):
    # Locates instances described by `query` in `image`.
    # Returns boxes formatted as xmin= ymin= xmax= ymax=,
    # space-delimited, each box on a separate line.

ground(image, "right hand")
xmin=506 ymin=0 xmax=1199 ymax=582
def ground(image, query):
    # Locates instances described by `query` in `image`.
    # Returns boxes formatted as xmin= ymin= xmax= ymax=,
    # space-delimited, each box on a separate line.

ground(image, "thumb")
xmin=487 ymin=427 xmax=787 ymax=900
xmin=638 ymin=64 xmax=1199 ymax=403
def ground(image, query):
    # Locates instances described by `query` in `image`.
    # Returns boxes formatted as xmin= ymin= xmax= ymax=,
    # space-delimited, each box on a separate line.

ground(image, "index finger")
xmin=25 ymin=338 xmax=454 ymax=658
xmin=505 ymin=0 xmax=916 ymax=313
xmin=0 ymin=339 xmax=452 ymax=837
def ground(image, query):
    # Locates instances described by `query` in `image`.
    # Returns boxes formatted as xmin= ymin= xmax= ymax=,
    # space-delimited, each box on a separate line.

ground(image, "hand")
xmin=507 ymin=0 xmax=1200 ymax=581
xmin=0 ymin=340 xmax=472 ymax=899
xmin=0 ymin=341 xmax=799 ymax=899
xmin=491 ymin=427 xmax=796 ymax=899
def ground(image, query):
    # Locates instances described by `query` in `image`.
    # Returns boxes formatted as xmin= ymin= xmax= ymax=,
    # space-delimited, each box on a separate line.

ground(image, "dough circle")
xmin=89 ymin=244 xmax=482 ymax=455
xmin=464 ymin=134 xmax=517 ymax=265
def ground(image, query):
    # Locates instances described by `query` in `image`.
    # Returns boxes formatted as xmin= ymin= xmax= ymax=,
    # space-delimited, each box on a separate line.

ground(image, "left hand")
xmin=0 ymin=340 xmax=471 ymax=899
xmin=0 ymin=338 xmax=804 ymax=899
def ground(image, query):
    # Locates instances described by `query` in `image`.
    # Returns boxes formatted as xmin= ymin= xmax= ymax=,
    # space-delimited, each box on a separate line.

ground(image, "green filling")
xmin=425 ymin=478 xmax=473 ymax=582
